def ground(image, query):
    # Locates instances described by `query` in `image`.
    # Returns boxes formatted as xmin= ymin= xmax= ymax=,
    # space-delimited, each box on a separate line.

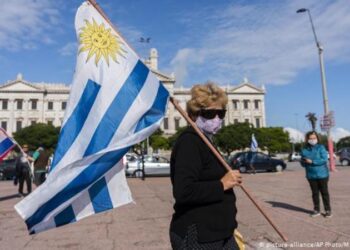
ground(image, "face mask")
xmin=196 ymin=115 xmax=223 ymax=134
xmin=308 ymin=139 xmax=318 ymax=146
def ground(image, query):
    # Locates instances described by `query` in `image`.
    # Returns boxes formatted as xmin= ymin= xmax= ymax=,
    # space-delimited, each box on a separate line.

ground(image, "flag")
xmin=15 ymin=1 xmax=169 ymax=234
xmin=251 ymin=134 xmax=258 ymax=152
xmin=0 ymin=128 xmax=16 ymax=160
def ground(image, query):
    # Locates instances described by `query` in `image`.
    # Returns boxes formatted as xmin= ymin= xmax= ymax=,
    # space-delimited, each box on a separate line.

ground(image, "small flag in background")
xmin=15 ymin=1 xmax=169 ymax=234
xmin=251 ymin=134 xmax=258 ymax=152
xmin=0 ymin=128 xmax=16 ymax=161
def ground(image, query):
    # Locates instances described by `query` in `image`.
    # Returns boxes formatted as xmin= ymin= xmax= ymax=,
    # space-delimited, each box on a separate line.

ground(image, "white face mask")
xmin=308 ymin=139 xmax=318 ymax=146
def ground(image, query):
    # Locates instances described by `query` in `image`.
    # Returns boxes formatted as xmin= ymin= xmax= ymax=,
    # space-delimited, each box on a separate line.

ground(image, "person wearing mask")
xmin=301 ymin=131 xmax=332 ymax=218
xmin=170 ymin=83 xmax=242 ymax=249
xmin=15 ymin=144 xmax=33 ymax=196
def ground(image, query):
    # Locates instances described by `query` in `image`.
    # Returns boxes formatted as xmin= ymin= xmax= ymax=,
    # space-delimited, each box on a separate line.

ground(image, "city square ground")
xmin=0 ymin=162 xmax=349 ymax=250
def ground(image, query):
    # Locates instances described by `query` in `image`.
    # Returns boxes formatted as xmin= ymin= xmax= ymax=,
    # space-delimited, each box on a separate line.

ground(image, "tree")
xmin=337 ymin=136 xmax=350 ymax=149
xmin=255 ymin=127 xmax=290 ymax=153
xmin=149 ymin=129 xmax=169 ymax=150
xmin=214 ymin=123 xmax=253 ymax=155
xmin=13 ymin=123 xmax=60 ymax=150
xmin=305 ymin=112 xmax=318 ymax=131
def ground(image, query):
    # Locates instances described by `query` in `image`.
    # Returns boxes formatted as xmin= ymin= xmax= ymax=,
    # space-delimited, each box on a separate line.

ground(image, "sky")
xmin=0 ymin=0 xmax=349 ymax=141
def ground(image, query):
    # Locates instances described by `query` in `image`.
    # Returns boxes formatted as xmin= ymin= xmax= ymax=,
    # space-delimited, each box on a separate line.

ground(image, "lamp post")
xmin=297 ymin=8 xmax=336 ymax=171
xmin=139 ymin=37 xmax=152 ymax=155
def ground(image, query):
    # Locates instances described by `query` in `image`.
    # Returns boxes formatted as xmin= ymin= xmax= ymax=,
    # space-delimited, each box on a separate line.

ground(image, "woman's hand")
xmin=304 ymin=158 xmax=312 ymax=164
xmin=220 ymin=170 xmax=242 ymax=190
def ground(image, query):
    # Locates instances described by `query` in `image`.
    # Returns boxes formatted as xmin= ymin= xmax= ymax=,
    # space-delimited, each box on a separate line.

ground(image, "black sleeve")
xmin=173 ymin=134 xmax=224 ymax=205
xmin=15 ymin=157 xmax=21 ymax=176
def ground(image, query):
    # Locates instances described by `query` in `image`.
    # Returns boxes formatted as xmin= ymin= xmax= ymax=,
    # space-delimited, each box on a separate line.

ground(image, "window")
xmin=175 ymin=118 xmax=180 ymax=130
xmin=31 ymin=120 xmax=37 ymax=126
xmin=16 ymin=121 xmax=22 ymax=131
xmin=1 ymin=121 xmax=7 ymax=131
xmin=243 ymin=100 xmax=249 ymax=109
xmin=234 ymin=119 xmax=239 ymax=124
xmin=254 ymin=100 xmax=259 ymax=109
xmin=16 ymin=99 xmax=23 ymax=110
xmin=48 ymin=120 xmax=53 ymax=126
xmin=31 ymin=99 xmax=38 ymax=110
xmin=61 ymin=101 xmax=67 ymax=110
xmin=245 ymin=119 xmax=249 ymax=123
xmin=163 ymin=117 xmax=169 ymax=130
xmin=2 ymin=99 xmax=8 ymax=110
xmin=256 ymin=118 xmax=260 ymax=128
xmin=232 ymin=100 xmax=238 ymax=110
xmin=48 ymin=101 xmax=53 ymax=110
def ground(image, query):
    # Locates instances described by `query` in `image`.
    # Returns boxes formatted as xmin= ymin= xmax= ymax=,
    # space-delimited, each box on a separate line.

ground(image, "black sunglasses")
xmin=200 ymin=109 xmax=226 ymax=119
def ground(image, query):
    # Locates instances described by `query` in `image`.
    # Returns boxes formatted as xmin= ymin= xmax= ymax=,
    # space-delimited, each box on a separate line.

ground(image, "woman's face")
xmin=199 ymin=102 xmax=226 ymax=120
xmin=307 ymin=133 xmax=318 ymax=146
xmin=308 ymin=134 xmax=318 ymax=141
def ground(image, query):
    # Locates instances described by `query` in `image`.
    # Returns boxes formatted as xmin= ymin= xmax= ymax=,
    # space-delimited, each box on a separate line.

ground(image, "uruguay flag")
xmin=251 ymin=134 xmax=258 ymax=152
xmin=15 ymin=1 xmax=169 ymax=234
xmin=0 ymin=128 xmax=16 ymax=161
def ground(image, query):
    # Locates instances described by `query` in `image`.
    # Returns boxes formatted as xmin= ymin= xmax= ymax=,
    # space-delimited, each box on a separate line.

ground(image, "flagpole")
xmin=86 ymin=0 xmax=287 ymax=242
xmin=170 ymin=97 xmax=288 ymax=242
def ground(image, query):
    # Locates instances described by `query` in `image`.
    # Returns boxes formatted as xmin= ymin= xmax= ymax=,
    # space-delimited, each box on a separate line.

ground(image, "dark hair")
xmin=304 ymin=131 xmax=320 ymax=144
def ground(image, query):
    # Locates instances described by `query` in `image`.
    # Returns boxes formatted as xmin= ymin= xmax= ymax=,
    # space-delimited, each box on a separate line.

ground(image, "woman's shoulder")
xmin=176 ymin=127 xmax=201 ymax=144
xmin=315 ymin=144 xmax=326 ymax=151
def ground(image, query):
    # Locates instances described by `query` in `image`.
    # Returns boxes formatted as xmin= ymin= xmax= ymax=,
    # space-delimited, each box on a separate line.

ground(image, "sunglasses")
xmin=200 ymin=109 xmax=226 ymax=119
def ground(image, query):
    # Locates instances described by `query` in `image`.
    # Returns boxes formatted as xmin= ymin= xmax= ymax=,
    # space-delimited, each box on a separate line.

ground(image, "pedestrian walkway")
xmin=0 ymin=166 xmax=349 ymax=249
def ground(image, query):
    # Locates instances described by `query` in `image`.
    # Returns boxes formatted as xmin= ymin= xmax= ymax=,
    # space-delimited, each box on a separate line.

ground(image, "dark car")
xmin=0 ymin=158 xmax=16 ymax=180
xmin=338 ymin=147 xmax=350 ymax=166
xmin=229 ymin=152 xmax=286 ymax=173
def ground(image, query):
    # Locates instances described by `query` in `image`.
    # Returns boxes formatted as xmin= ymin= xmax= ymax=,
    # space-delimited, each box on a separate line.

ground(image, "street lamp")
xmin=297 ymin=8 xmax=336 ymax=171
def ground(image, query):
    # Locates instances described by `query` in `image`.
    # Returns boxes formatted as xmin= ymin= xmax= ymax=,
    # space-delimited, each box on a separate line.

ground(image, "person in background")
xmin=15 ymin=144 xmax=33 ymax=196
xmin=170 ymin=83 xmax=242 ymax=249
xmin=300 ymin=131 xmax=332 ymax=218
xmin=33 ymin=146 xmax=50 ymax=186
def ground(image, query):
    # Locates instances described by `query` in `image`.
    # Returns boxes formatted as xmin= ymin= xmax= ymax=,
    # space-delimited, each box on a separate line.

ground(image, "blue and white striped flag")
xmin=251 ymin=134 xmax=258 ymax=152
xmin=15 ymin=2 xmax=169 ymax=234
xmin=0 ymin=128 xmax=16 ymax=160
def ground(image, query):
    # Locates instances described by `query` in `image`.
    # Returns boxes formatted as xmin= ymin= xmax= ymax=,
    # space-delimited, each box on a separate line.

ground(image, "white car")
xmin=125 ymin=155 xmax=170 ymax=177
xmin=289 ymin=152 xmax=301 ymax=162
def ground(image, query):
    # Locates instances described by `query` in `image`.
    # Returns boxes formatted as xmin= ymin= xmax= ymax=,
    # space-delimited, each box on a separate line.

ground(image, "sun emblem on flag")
xmin=79 ymin=19 xmax=126 ymax=66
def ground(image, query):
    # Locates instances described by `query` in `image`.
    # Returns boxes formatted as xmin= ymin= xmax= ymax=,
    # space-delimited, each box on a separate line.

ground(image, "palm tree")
xmin=305 ymin=112 xmax=317 ymax=131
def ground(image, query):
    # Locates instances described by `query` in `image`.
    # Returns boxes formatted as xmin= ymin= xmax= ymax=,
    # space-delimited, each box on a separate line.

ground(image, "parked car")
xmin=229 ymin=152 xmax=286 ymax=173
xmin=288 ymin=152 xmax=302 ymax=162
xmin=125 ymin=155 xmax=170 ymax=177
xmin=125 ymin=153 xmax=139 ymax=163
xmin=0 ymin=158 xmax=16 ymax=180
xmin=338 ymin=147 xmax=350 ymax=166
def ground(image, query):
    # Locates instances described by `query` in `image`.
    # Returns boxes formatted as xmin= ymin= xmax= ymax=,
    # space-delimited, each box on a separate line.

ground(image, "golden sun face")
xmin=79 ymin=19 xmax=126 ymax=66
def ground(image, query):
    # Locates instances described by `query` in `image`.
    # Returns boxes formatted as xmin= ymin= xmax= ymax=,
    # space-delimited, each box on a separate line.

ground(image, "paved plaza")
xmin=0 ymin=163 xmax=349 ymax=250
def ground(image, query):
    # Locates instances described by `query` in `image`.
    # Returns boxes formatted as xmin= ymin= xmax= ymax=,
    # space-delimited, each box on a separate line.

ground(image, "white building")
xmin=0 ymin=74 xmax=69 ymax=135
xmin=0 ymin=49 xmax=266 ymax=136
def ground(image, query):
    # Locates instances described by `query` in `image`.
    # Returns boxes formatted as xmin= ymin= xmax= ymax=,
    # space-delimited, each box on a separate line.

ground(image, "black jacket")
xmin=170 ymin=127 xmax=237 ymax=243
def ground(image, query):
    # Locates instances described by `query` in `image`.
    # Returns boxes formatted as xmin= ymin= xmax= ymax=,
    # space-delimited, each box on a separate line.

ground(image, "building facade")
xmin=0 ymin=49 xmax=266 ymax=136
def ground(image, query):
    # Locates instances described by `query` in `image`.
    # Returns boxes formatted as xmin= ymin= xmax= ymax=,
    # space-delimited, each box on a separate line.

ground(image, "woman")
xmin=301 ymin=131 xmax=332 ymax=218
xmin=170 ymin=83 xmax=242 ymax=249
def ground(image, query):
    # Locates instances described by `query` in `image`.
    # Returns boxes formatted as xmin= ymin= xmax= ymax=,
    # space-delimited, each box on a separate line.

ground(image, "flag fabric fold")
xmin=250 ymin=134 xmax=258 ymax=152
xmin=15 ymin=1 xmax=169 ymax=234
xmin=0 ymin=128 xmax=16 ymax=160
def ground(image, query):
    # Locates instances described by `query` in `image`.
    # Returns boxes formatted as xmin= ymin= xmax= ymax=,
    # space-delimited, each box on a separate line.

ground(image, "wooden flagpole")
xmin=170 ymin=98 xmax=288 ymax=242
xmin=85 ymin=0 xmax=288 ymax=242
